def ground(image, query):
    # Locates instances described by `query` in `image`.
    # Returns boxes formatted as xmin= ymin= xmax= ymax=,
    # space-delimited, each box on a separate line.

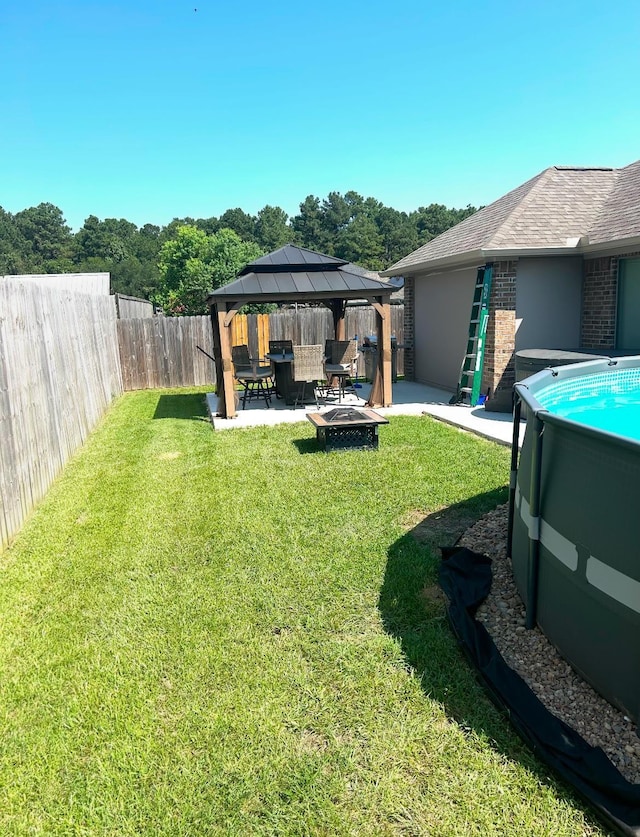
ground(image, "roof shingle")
xmin=384 ymin=161 xmax=639 ymax=275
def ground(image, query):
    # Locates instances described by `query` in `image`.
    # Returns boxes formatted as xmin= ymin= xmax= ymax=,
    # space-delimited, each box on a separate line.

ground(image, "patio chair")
xmin=231 ymin=344 xmax=273 ymax=410
xmin=324 ymin=339 xmax=358 ymax=403
xmin=292 ymin=344 xmax=325 ymax=409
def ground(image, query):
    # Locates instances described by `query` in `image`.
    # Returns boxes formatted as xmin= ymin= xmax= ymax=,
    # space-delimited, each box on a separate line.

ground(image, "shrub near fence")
xmin=0 ymin=278 xmax=122 ymax=551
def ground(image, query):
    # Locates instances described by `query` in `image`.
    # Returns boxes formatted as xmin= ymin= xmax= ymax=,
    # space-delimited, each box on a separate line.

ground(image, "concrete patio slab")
xmin=206 ymin=381 xmax=524 ymax=448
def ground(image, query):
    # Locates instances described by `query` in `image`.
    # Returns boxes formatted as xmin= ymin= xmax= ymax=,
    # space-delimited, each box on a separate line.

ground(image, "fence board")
xmin=0 ymin=278 xmax=123 ymax=552
xmin=231 ymin=316 xmax=248 ymax=349
xmin=116 ymin=316 xmax=216 ymax=390
xmin=116 ymin=293 xmax=155 ymax=319
xmin=257 ymin=314 xmax=270 ymax=358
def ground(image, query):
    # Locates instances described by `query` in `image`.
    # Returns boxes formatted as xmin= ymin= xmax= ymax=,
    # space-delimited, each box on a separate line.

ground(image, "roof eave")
xmin=381 ymin=244 xmax=599 ymax=276
xmin=580 ymin=234 xmax=640 ymax=256
xmin=206 ymin=289 xmax=393 ymax=307
xmin=380 ymin=250 xmax=485 ymax=276
xmin=381 ymin=249 xmax=498 ymax=276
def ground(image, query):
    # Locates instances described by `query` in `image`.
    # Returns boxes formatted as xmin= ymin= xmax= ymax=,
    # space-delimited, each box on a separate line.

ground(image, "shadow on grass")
xmin=291 ymin=437 xmax=323 ymax=455
xmin=153 ymin=393 xmax=209 ymax=421
xmin=378 ymin=488 xmax=603 ymax=825
xmin=291 ymin=437 xmax=380 ymax=455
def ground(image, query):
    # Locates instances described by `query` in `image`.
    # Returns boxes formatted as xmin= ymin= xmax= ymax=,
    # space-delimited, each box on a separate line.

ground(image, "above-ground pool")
xmin=510 ymin=356 xmax=640 ymax=723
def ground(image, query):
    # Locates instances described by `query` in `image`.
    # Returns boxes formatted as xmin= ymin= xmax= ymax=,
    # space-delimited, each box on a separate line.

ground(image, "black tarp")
xmin=439 ymin=546 xmax=640 ymax=836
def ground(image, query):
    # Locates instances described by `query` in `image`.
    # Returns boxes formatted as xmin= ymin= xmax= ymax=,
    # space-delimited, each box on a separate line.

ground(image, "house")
xmin=381 ymin=160 xmax=640 ymax=410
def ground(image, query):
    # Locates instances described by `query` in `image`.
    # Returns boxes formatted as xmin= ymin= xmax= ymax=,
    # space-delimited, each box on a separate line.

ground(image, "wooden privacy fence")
xmin=117 ymin=305 xmax=405 ymax=390
xmin=115 ymin=293 xmax=156 ymax=319
xmin=0 ymin=278 xmax=123 ymax=552
xmin=269 ymin=306 xmax=405 ymax=357
xmin=231 ymin=313 xmax=271 ymax=360
xmin=117 ymin=316 xmax=216 ymax=390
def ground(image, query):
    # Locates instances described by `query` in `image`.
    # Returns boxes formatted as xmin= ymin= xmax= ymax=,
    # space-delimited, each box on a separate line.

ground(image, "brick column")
xmin=402 ymin=276 xmax=415 ymax=381
xmin=483 ymin=260 xmax=517 ymax=410
xmin=581 ymin=256 xmax=617 ymax=348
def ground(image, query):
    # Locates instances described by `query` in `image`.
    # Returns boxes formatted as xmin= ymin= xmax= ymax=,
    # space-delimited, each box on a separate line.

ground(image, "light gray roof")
xmin=588 ymin=159 xmax=640 ymax=245
xmin=383 ymin=160 xmax=640 ymax=275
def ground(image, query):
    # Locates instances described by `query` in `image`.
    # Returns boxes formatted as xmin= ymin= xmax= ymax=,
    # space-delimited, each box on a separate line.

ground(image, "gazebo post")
xmin=379 ymin=298 xmax=392 ymax=406
xmin=210 ymin=305 xmax=225 ymax=415
xmin=217 ymin=303 xmax=237 ymax=419
xmin=331 ymin=299 xmax=347 ymax=341
xmin=367 ymin=296 xmax=392 ymax=408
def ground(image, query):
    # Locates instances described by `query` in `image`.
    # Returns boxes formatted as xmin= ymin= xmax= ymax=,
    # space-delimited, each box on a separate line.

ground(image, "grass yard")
xmin=0 ymin=389 xmax=607 ymax=836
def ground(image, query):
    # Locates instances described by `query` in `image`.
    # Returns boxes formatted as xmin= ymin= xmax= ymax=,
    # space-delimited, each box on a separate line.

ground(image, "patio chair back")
xmin=292 ymin=345 xmax=324 ymax=383
xmin=329 ymin=339 xmax=358 ymax=366
xmin=292 ymin=344 xmax=325 ymax=409
xmin=231 ymin=344 xmax=252 ymax=371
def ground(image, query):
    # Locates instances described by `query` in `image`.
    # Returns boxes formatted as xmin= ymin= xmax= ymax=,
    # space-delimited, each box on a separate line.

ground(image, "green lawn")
xmin=0 ymin=389 xmax=606 ymax=836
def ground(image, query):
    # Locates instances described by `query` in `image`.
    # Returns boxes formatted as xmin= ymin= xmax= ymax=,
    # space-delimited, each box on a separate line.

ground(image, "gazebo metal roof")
xmin=207 ymin=245 xmax=397 ymax=304
xmin=240 ymin=245 xmax=346 ymax=271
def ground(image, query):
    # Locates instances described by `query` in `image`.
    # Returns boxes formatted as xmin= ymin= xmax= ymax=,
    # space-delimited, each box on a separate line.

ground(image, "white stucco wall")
xmin=413 ymin=266 xmax=478 ymax=390
xmin=515 ymin=257 xmax=582 ymax=350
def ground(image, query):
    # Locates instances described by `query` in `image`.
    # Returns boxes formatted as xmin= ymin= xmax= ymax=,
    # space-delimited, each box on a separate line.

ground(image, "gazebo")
xmin=207 ymin=245 xmax=397 ymax=419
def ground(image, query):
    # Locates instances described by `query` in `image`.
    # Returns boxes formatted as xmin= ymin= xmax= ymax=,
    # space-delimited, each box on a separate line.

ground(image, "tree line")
xmin=0 ymin=191 xmax=478 ymax=314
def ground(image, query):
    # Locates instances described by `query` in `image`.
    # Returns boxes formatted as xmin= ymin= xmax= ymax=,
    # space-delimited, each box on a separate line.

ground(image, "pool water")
xmin=534 ymin=367 xmax=640 ymax=442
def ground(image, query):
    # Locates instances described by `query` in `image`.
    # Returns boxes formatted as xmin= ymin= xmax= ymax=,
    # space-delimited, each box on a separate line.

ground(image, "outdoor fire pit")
xmin=306 ymin=407 xmax=389 ymax=452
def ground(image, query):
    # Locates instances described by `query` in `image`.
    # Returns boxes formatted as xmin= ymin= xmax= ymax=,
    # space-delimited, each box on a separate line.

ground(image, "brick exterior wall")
xmin=483 ymin=260 xmax=517 ymax=409
xmin=581 ymin=256 xmax=618 ymax=348
xmin=402 ymin=276 xmax=415 ymax=380
xmin=581 ymin=251 xmax=640 ymax=348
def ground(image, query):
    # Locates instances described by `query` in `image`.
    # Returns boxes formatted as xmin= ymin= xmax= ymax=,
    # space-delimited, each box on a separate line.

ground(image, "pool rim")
xmin=514 ymin=354 xmax=640 ymax=453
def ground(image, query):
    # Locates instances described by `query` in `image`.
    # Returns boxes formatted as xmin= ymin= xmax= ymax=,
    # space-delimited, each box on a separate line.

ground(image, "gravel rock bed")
xmin=458 ymin=503 xmax=640 ymax=785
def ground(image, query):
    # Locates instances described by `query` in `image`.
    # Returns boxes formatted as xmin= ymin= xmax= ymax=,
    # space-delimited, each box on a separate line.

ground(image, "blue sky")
xmin=2 ymin=0 xmax=639 ymax=231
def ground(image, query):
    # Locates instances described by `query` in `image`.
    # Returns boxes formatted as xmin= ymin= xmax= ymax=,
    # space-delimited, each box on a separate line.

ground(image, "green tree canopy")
xmin=217 ymin=208 xmax=257 ymax=242
xmin=74 ymin=215 xmax=138 ymax=262
xmin=255 ymin=205 xmax=291 ymax=251
xmin=156 ymin=226 xmax=262 ymax=315
xmin=290 ymin=195 xmax=327 ymax=252
xmin=375 ymin=207 xmax=419 ymax=266
xmin=73 ymin=215 xmax=162 ymax=298
xmin=411 ymin=203 xmax=477 ymax=243
xmin=0 ymin=207 xmax=34 ymax=274
xmin=13 ymin=203 xmax=72 ymax=269
xmin=335 ymin=214 xmax=384 ymax=270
